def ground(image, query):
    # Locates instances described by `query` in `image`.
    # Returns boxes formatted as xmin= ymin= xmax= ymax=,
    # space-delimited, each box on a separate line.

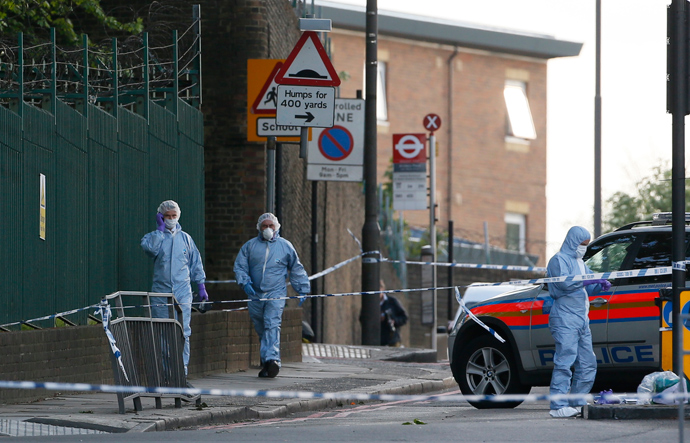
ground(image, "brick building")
xmin=317 ymin=1 xmax=582 ymax=265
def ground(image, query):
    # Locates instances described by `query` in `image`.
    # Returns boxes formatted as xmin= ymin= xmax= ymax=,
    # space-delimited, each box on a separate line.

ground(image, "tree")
xmin=604 ymin=163 xmax=690 ymax=232
xmin=0 ymin=0 xmax=142 ymax=45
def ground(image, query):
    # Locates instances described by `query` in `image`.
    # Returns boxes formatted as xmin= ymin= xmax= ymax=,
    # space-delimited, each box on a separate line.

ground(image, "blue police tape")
xmin=206 ymin=230 xmax=370 ymax=284
xmin=306 ymin=251 xmax=379 ymax=281
xmin=0 ymin=249 xmax=377 ymax=327
xmin=0 ymin=303 xmax=103 ymax=330
xmin=205 ymin=251 xmax=379 ymax=284
xmin=121 ymin=263 xmax=676 ymax=307
xmin=381 ymin=258 xmax=546 ymax=273
xmin=467 ymin=266 xmax=673 ymax=287
xmin=0 ymin=379 xmax=684 ymax=406
xmin=0 ymin=263 xmax=678 ymax=330
xmin=454 ymin=287 xmax=505 ymax=343
xmin=347 ymin=228 xmax=363 ymax=253
xmin=94 ymin=301 xmax=129 ymax=382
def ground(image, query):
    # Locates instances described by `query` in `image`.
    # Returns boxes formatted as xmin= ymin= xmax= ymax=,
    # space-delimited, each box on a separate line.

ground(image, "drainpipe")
xmin=447 ymin=47 xmax=458 ymax=224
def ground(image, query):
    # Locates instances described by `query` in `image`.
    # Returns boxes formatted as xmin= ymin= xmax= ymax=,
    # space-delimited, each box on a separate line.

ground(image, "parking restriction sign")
xmin=307 ymin=98 xmax=364 ymax=182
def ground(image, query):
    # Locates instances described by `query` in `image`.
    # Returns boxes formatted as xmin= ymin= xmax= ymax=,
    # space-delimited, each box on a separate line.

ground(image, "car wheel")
xmin=453 ymin=335 xmax=531 ymax=409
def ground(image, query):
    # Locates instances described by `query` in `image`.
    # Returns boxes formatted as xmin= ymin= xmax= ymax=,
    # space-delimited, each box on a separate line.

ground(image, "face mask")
xmin=262 ymin=227 xmax=274 ymax=241
xmin=576 ymin=245 xmax=587 ymax=259
xmin=165 ymin=218 xmax=178 ymax=230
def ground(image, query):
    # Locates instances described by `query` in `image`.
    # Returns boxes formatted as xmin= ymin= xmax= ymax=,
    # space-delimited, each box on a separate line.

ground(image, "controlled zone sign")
xmin=246 ymin=59 xmax=300 ymax=142
xmin=392 ymin=133 xmax=427 ymax=210
xmin=307 ymin=98 xmax=364 ymax=182
xmin=275 ymin=31 xmax=341 ymax=87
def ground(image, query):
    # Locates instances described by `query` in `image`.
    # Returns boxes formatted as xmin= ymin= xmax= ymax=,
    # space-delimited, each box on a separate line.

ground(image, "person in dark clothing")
xmin=380 ymin=290 xmax=408 ymax=347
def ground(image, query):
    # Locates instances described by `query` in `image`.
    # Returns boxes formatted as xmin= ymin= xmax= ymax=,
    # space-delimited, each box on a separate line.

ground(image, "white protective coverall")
xmin=547 ymin=226 xmax=604 ymax=410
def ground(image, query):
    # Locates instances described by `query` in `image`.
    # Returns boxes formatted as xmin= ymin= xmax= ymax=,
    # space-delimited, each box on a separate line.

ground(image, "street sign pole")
xmin=361 ymin=0 xmax=380 ymax=346
xmin=429 ymin=132 xmax=437 ymax=352
xmin=423 ymin=114 xmax=441 ymax=352
xmin=266 ymin=136 xmax=276 ymax=212
xmin=669 ymin=0 xmax=688 ymax=379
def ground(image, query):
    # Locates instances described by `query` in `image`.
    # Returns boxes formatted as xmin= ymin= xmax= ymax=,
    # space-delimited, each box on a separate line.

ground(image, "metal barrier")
xmin=105 ymin=291 xmax=200 ymax=414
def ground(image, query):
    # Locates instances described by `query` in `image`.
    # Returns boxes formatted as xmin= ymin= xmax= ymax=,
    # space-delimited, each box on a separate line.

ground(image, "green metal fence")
xmin=0 ymin=97 xmax=204 ymax=329
xmin=0 ymin=9 xmax=204 ymax=329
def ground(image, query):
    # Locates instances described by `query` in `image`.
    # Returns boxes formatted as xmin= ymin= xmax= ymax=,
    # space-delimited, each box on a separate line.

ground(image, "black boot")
xmin=258 ymin=362 xmax=269 ymax=378
xmin=266 ymin=360 xmax=280 ymax=378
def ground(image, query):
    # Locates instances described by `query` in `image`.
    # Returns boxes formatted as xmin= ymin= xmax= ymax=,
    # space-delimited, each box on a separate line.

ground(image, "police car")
xmin=448 ymin=213 xmax=683 ymax=409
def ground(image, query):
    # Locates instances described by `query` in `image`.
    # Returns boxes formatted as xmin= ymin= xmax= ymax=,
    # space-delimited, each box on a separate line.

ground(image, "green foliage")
xmin=0 ymin=0 xmax=143 ymax=45
xmin=604 ymin=163 xmax=690 ymax=232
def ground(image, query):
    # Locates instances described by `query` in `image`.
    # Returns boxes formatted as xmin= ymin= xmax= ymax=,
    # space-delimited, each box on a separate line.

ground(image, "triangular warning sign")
xmin=275 ymin=31 xmax=341 ymax=87
xmin=251 ymin=61 xmax=283 ymax=114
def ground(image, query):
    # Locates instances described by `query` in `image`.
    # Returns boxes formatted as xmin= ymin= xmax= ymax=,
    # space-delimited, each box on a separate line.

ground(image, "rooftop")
xmin=313 ymin=1 xmax=583 ymax=59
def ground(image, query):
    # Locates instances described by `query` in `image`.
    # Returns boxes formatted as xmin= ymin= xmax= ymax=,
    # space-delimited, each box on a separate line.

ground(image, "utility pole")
xmin=593 ymin=0 xmax=602 ymax=238
xmin=668 ymin=0 xmax=687 ymax=379
xmin=361 ymin=0 xmax=380 ymax=345
xmin=429 ymin=132 xmax=437 ymax=351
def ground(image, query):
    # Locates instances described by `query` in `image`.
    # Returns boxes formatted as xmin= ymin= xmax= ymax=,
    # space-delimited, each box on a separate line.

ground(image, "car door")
xmin=606 ymin=231 xmax=690 ymax=369
xmin=584 ymin=232 xmax=640 ymax=368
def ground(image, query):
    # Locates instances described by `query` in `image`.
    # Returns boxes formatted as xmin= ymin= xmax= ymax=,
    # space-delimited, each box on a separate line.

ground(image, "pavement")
xmin=2 ymin=343 xmax=687 ymax=437
xmin=0 ymin=344 xmax=454 ymax=437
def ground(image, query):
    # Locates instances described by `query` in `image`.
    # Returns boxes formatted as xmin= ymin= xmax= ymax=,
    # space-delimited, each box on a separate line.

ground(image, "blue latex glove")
xmin=198 ymin=283 xmax=208 ymax=301
xmin=298 ymin=295 xmax=307 ymax=306
xmin=156 ymin=213 xmax=165 ymax=231
xmin=243 ymin=282 xmax=256 ymax=297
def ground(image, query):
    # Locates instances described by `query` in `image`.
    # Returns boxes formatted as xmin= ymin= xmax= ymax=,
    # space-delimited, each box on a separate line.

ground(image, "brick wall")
xmin=193 ymin=0 xmax=367 ymax=344
xmin=0 ymin=308 xmax=302 ymax=405
xmin=58 ymin=0 xmax=371 ymax=346
xmin=331 ymin=30 xmax=548 ymax=265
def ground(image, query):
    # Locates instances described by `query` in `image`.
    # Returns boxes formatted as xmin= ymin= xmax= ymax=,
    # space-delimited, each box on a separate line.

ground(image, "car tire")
xmin=453 ymin=335 xmax=531 ymax=409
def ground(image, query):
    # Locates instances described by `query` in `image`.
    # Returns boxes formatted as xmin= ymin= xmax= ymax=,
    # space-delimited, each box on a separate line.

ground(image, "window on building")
xmin=505 ymin=213 xmax=526 ymax=253
xmin=377 ymin=61 xmax=388 ymax=122
xmin=364 ymin=61 xmax=388 ymax=122
xmin=504 ymin=80 xmax=536 ymax=140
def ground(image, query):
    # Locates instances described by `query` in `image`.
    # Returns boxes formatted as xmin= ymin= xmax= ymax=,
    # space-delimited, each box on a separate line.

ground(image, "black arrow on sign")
xmin=295 ymin=112 xmax=315 ymax=123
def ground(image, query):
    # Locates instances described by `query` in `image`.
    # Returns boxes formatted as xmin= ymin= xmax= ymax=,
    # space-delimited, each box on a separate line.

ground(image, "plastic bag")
xmin=636 ymin=371 xmax=688 ymax=405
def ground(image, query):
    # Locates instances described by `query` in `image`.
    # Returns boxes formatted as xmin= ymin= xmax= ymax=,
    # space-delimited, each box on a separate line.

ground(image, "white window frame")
xmin=504 ymin=80 xmax=536 ymax=140
xmin=505 ymin=212 xmax=526 ymax=254
xmin=364 ymin=61 xmax=388 ymax=122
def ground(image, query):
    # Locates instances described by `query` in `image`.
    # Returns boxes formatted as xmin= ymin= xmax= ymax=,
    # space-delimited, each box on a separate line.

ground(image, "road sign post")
xmin=429 ymin=132 xmax=437 ymax=352
xmin=423 ymin=113 xmax=441 ymax=352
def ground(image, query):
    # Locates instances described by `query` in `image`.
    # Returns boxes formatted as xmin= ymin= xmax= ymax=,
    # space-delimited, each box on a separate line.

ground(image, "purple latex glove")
xmin=583 ymin=279 xmax=612 ymax=291
xmin=198 ymin=283 xmax=208 ymax=301
xmin=156 ymin=213 xmax=165 ymax=231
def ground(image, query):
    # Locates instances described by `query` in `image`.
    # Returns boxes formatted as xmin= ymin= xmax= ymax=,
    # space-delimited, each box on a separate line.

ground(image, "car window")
xmin=628 ymin=232 xmax=690 ymax=284
xmin=585 ymin=234 xmax=637 ymax=273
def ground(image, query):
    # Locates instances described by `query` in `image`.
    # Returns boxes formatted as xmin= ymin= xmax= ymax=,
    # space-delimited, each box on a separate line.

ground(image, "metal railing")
xmin=105 ymin=291 xmax=200 ymax=414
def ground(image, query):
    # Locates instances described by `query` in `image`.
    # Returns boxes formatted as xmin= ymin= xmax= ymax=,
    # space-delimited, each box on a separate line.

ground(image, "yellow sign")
xmin=247 ymin=59 xmax=300 ymax=142
xmin=660 ymin=290 xmax=690 ymax=378
xmin=39 ymin=173 xmax=46 ymax=240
